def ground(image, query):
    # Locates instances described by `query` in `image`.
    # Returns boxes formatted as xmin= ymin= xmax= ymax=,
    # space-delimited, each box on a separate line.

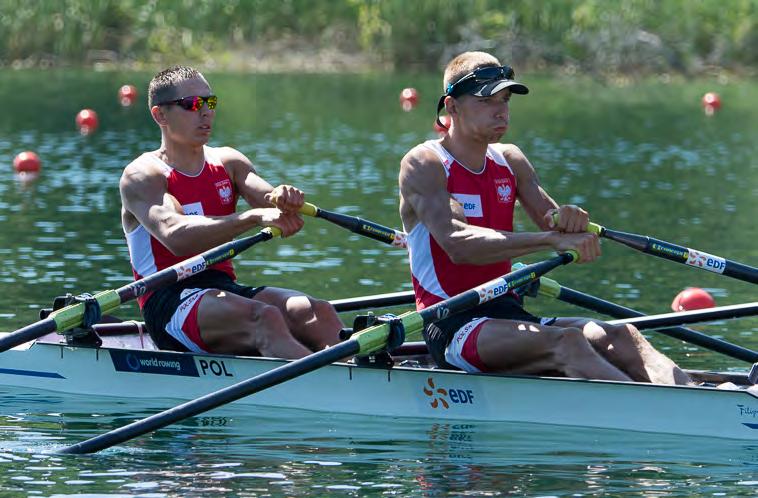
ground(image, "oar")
xmin=0 ymin=227 xmax=282 ymax=354
xmin=530 ymin=273 xmax=758 ymax=363
xmin=330 ymin=290 xmax=415 ymax=312
xmin=553 ymin=214 xmax=757 ymax=285
xmin=608 ymin=302 xmax=758 ymax=330
xmin=58 ymin=251 xmax=577 ymax=454
xmin=300 ymin=202 xmax=407 ymax=248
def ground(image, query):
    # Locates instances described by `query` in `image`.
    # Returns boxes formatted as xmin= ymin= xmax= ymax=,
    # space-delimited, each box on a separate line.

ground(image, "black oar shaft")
xmin=598 ymin=225 xmax=758 ymax=285
xmin=608 ymin=302 xmax=758 ymax=330
xmin=60 ymin=340 xmax=359 ymax=455
xmin=555 ymin=285 xmax=758 ymax=363
xmin=0 ymin=229 xmax=278 ymax=354
xmin=331 ymin=290 xmax=415 ymax=312
xmin=300 ymin=203 xmax=406 ymax=248
xmin=416 ymin=254 xmax=574 ymax=326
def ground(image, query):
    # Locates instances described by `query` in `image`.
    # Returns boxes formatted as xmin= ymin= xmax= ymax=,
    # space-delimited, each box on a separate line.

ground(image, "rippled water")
xmin=4 ymin=389 xmax=758 ymax=497
xmin=0 ymin=70 xmax=757 ymax=495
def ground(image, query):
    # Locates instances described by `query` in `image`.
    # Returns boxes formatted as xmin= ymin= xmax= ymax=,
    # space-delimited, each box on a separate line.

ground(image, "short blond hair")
xmin=443 ymin=52 xmax=500 ymax=92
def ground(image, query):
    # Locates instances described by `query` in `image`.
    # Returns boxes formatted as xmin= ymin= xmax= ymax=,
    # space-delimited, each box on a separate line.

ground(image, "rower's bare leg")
xmin=553 ymin=318 xmax=692 ymax=385
xmin=197 ymin=290 xmax=312 ymax=359
xmin=253 ymin=287 xmax=343 ymax=351
xmin=475 ymin=319 xmax=633 ymax=381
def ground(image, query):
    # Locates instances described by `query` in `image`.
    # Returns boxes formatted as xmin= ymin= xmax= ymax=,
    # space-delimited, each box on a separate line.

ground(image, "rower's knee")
xmin=311 ymin=298 xmax=339 ymax=322
xmin=248 ymin=303 xmax=291 ymax=349
xmin=555 ymin=327 xmax=597 ymax=366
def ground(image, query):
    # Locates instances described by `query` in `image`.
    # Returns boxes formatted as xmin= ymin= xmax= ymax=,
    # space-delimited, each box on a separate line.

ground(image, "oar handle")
xmin=300 ymin=202 xmax=318 ymax=217
xmin=550 ymin=212 xmax=603 ymax=235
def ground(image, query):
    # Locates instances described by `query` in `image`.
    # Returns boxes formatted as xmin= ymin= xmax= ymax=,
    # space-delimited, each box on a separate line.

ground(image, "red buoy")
xmin=702 ymin=92 xmax=721 ymax=116
xmin=433 ymin=114 xmax=451 ymax=136
xmin=399 ymin=87 xmax=419 ymax=111
xmin=13 ymin=151 xmax=41 ymax=173
xmin=671 ymin=287 xmax=716 ymax=312
xmin=118 ymin=84 xmax=138 ymax=107
xmin=76 ymin=109 xmax=99 ymax=135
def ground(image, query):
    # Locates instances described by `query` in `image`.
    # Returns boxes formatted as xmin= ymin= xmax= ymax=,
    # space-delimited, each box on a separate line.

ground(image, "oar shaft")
xmin=330 ymin=290 xmax=415 ymax=312
xmin=548 ymin=282 xmax=758 ymax=363
xmin=595 ymin=224 xmax=758 ymax=285
xmin=608 ymin=302 xmax=758 ymax=330
xmin=60 ymin=340 xmax=359 ymax=454
xmin=416 ymin=252 xmax=577 ymax=331
xmin=0 ymin=228 xmax=279 ymax=354
xmin=300 ymin=202 xmax=407 ymax=248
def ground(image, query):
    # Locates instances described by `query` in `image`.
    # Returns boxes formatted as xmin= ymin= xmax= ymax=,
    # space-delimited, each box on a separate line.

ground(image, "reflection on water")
xmin=0 ymin=71 xmax=756 ymax=495
xmin=2 ymin=389 xmax=758 ymax=496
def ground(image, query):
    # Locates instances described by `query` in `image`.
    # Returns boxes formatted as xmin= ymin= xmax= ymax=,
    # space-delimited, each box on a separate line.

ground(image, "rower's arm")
xmin=216 ymin=146 xmax=306 ymax=215
xmin=119 ymin=159 xmax=288 ymax=256
xmin=399 ymin=147 xmax=560 ymax=265
xmin=503 ymin=144 xmax=590 ymax=233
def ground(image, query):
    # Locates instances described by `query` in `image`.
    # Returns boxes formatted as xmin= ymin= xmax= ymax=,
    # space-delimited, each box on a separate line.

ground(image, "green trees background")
xmin=1 ymin=0 xmax=755 ymax=73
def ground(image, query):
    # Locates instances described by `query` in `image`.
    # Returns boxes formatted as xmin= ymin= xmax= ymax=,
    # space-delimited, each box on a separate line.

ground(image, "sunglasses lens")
xmin=206 ymin=95 xmax=217 ymax=109
xmin=174 ymin=96 xmax=198 ymax=111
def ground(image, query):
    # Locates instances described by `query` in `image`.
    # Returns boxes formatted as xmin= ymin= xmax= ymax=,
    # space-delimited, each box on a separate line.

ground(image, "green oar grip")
xmin=50 ymin=290 xmax=121 ymax=331
xmin=536 ymin=276 xmax=561 ymax=299
xmin=586 ymin=222 xmax=602 ymax=235
xmin=265 ymin=226 xmax=283 ymax=238
xmin=299 ymin=202 xmax=318 ymax=217
xmin=550 ymin=212 xmax=602 ymax=235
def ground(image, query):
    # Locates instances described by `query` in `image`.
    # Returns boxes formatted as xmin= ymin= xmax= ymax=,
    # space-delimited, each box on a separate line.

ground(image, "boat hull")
xmin=2 ymin=333 xmax=758 ymax=440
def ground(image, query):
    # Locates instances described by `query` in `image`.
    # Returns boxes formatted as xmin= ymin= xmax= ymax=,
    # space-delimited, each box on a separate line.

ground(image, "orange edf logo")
xmin=423 ymin=377 xmax=449 ymax=409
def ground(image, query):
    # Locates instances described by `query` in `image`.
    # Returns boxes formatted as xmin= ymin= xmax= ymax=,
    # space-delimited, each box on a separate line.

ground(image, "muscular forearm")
xmin=155 ymin=209 xmax=268 ymax=256
xmin=442 ymin=223 xmax=560 ymax=265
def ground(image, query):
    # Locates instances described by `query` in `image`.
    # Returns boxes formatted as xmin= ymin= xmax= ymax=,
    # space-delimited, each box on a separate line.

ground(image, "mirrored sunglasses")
xmin=158 ymin=95 xmax=218 ymax=111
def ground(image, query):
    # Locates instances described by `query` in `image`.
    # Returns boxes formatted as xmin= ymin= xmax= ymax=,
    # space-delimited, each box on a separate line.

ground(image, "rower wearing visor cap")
xmin=399 ymin=51 xmax=691 ymax=384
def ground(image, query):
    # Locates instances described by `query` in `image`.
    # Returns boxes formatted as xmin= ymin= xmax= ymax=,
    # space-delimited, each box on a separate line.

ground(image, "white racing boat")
xmin=1 ymin=207 xmax=756 ymax=452
xmin=2 ymin=322 xmax=758 ymax=441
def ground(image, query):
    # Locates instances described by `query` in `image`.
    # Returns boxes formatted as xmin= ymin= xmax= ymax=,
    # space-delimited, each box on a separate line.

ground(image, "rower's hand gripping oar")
xmin=552 ymin=213 xmax=758 ymax=285
xmin=0 ymin=227 xmax=283 ymax=354
xmin=300 ymin=202 xmax=407 ymax=248
xmin=517 ymin=268 xmax=758 ymax=364
xmin=59 ymin=251 xmax=578 ymax=454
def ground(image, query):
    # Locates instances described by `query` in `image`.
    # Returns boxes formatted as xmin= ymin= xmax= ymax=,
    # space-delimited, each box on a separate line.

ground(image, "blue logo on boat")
xmin=110 ymin=350 xmax=199 ymax=377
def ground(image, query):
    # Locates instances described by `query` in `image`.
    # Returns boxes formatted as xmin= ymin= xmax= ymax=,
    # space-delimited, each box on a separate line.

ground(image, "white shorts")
xmin=165 ymin=288 xmax=214 ymax=353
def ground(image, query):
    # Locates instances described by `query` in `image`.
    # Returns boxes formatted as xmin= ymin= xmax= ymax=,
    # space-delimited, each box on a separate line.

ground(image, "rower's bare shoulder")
xmin=494 ymin=143 xmax=534 ymax=177
xmin=494 ymin=143 xmax=527 ymax=163
xmin=214 ymin=146 xmax=256 ymax=173
xmin=401 ymin=144 xmax=442 ymax=176
xmin=120 ymin=154 xmax=165 ymax=195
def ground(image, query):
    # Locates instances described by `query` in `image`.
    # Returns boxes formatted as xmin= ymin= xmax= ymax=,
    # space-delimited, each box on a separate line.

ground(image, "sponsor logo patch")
xmin=423 ymin=377 xmax=475 ymax=409
xmin=686 ymin=249 xmax=726 ymax=274
xmin=110 ymin=350 xmax=199 ymax=377
xmin=451 ymin=193 xmax=483 ymax=218
xmin=182 ymin=201 xmax=204 ymax=216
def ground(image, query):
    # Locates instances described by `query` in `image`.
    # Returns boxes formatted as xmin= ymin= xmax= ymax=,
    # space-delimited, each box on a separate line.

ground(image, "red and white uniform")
xmin=406 ymin=139 xmax=517 ymax=309
xmin=125 ymin=146 xmax=238 ymax=308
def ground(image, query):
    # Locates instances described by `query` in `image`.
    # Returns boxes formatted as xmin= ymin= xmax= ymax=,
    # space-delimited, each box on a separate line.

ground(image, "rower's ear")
xmin=150 ymin=105 xmax=168 ymax=126
xmin=444 ymin=96 xmax=458 ymax=117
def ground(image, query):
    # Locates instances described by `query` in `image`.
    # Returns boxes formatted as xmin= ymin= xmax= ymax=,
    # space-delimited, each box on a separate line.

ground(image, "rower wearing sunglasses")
xmin=119 ymin=65 xmax=343 ymax=358
xmin=398 ymin=51 xmax=691 ymax=384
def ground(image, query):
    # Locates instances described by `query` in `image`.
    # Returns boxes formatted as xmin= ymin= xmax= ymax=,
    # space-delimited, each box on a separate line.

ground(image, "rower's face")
xmin=453 ymin=89 xmax=511 ymax=143
xmin=153 ymin=76 xmax=215 ymax=146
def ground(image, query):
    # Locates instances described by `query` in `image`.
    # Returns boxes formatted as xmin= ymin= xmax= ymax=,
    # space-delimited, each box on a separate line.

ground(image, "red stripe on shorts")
xmin=459 ymin=320 xmax=489 ymax=372
xmin=182 ymin=295 xmax=210 ymax=352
